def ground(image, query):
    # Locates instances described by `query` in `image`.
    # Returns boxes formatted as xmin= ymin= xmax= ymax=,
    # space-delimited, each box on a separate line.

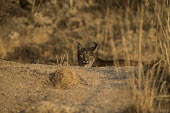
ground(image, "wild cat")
xmin=77 ymin=42 xmax=145 ymax=67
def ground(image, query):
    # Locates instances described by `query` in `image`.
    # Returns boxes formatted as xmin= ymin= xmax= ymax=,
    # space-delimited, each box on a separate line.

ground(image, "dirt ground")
xmin=0 ymin=59 xmax=136 ymax=113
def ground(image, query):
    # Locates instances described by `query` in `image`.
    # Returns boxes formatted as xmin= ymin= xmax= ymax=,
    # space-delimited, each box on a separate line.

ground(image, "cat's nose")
xmin=83 ymin=60 xmax=89 ymax=63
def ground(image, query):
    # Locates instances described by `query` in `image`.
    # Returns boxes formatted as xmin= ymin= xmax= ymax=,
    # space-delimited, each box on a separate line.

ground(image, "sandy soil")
xmin=0 ymin=59 xmax=137 ymax=113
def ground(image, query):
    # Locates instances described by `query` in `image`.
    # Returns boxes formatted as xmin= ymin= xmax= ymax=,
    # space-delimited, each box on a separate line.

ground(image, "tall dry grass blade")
xmin=163 ymin=43 xmax=170 ymax=65
xmin=137 ymin=2 xmax=144 ymax=89
xmin=69 ymin=0 xmax=73 ymax=8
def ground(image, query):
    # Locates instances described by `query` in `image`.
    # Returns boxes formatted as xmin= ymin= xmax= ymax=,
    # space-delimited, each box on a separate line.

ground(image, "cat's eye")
xmin=79 ymin=54 xmax=84 ymax=58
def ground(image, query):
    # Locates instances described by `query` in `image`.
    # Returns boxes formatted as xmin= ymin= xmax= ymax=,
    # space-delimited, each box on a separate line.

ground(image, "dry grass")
xmin=120 ymin=0 xmax=170 ymax=112
xmin=56 ymin=54 xmax=69 ymax=66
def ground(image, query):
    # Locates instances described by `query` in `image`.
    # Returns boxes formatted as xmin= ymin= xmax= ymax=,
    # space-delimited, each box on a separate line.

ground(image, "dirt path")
xmin=0 ymin=60 xmax=136 ymax=113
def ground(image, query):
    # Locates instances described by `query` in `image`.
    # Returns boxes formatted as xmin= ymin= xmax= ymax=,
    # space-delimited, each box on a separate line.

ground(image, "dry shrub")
xmin=24 ymin=101 xmax=77 ymax=113
xmin=5 ymin=44 xmax=41 ymax=63
xmin=49 ymin=67 xmax=80 ymax=89
xmin=19 ymin=0 xmax=48 ymax=11
xmin=125 ymin=61 xmax=170 ymax=113
xmin=118 ymin=0 xmax=170 ymax=112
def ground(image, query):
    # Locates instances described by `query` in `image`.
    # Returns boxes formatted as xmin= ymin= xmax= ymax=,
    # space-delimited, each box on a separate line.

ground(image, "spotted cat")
xmin=77 ymin=42 xmax=144 ymax=67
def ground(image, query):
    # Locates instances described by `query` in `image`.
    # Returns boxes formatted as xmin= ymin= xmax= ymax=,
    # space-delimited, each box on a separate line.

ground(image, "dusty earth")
xmin=0 ymin=59 xmax=137 ymax=113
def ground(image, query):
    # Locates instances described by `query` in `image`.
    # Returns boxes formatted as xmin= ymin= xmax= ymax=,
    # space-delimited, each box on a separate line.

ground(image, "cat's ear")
xmin=77 ymin=42 xmax=83 ymax=51
xmin=92 ymin=42 xmax=98 ymax=52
